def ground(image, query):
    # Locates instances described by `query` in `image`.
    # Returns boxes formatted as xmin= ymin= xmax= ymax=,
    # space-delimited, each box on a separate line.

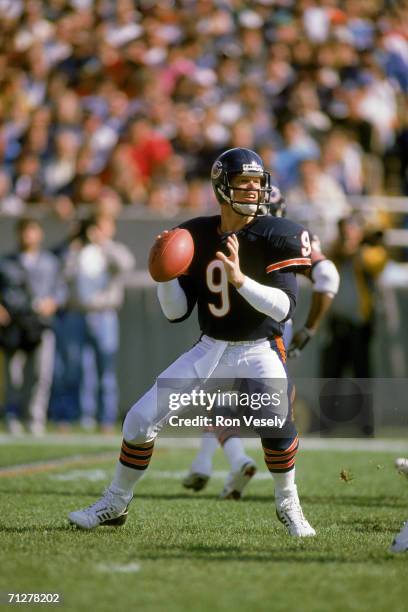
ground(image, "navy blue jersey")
xmin=170 ymin=215 xmax=312 ymax=341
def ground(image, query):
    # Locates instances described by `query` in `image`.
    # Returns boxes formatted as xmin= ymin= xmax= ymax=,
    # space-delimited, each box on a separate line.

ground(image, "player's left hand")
xmin=216 ymin=234 xmax=245 ymax=288
xmin=287 ymin=327 xmax=315 ymax=358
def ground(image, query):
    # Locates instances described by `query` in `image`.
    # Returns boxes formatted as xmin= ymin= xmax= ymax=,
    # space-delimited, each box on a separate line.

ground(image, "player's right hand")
xmin=216 ymin=234 xmax=245 ymax=288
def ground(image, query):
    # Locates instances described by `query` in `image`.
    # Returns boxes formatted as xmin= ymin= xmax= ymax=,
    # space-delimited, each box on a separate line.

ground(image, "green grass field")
xmin=1 ymin=441 xmax=408 ymax=612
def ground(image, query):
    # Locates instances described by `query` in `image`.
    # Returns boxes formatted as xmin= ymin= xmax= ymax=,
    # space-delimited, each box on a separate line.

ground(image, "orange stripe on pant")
xmin=275 ymin=336 xmax=287 ymax=363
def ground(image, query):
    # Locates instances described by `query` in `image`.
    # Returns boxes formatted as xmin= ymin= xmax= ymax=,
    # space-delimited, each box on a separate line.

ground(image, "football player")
xmin=68 ymin=147 xmax=318 ymax=536
xmin=182 ymin=202 xmax=340 ymax=499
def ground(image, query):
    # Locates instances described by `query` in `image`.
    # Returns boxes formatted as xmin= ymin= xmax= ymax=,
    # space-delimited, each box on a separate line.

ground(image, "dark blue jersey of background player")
xmin=174 ymin=214 xmax=312 ymax=341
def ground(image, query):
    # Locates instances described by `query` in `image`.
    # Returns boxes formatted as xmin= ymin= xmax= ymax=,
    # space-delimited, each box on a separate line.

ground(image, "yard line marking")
xmin=48 ymin=468 xmax=275 ymax=482
xmin=0 ymin=439 xmax=407 ymax=480
xmin=0 ymin=434 xmax=407 ymax=451
xmin=51 ymin=469 xmax=109 ymax=481
xmin=0 ymin=452 xmax=117 ymax=478
xmin=96 ymin=562 xmax=141 ymax=574
xmin=148 ymin=470 xmax=273 ymax=480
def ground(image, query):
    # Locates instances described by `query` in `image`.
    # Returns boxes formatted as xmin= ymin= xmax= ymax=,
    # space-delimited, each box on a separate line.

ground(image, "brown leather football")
xmin=148 ymin=228 xmax=194 ymax=282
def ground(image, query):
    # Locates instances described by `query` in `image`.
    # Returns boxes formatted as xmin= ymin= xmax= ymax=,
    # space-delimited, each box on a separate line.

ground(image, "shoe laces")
xmin=279 ymin=496 xmax=307 ymax=524
xmin=84 ymin=488 xmax=119 ymax=514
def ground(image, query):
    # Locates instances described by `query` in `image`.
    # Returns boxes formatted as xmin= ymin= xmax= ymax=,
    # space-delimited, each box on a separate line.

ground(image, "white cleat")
xmin=276 ymin=492 xmax=316 ymax=537
xmin=182 ymin=472 xmax=210 ymax=492
xmin=390 ymin=521 xmax=408 ymax=553
xmin=395 ymin=458 xmax=408 ymax=478
xmin=28 ymin=422 xmax=46 ymax=437
xmin=220 ymin=459 xmax=257 ymax=500
xmin=6 ymin=418 xmax=25 ymax=436
xmin=68 ymin=487 xmax=133 ymax=530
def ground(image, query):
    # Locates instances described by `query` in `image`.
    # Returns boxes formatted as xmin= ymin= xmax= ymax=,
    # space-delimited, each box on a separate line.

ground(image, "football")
xmin=148 ymin=228 xmax=194 ymax=282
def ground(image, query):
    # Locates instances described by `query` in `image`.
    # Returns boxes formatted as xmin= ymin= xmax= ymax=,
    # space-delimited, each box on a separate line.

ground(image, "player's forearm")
xmin=303 ymin=260 xmax=339 ymax=332
xmin=237 ymin=276 xmax=290 ymax=322
xmin=304 ymin=259 xmax=339 ymax=332
xmin=304 ymin=292 xmax=334 ymax=332
xmin=157 ymin=278 xmax=188 ymax=320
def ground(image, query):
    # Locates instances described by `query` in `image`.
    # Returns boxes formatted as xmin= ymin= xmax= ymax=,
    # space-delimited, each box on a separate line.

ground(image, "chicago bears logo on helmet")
xmin=211 ymin=160 xmax=223 ymax=180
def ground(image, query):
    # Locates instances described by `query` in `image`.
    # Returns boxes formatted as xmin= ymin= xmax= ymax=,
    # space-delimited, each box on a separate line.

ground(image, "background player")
xmin=183 ymin=203 xmax=340 ymax=499
xmin=68 ymin=147 xmax=316 ymax=537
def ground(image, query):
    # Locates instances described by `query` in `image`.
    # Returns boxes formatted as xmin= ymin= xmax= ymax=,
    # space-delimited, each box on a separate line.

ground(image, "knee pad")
xmin=122 ymin=410 xmax=156 ymax=445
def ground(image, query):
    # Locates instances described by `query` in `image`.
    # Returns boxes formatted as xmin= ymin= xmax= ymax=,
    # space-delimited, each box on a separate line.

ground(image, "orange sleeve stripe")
xmin=266 ymin=258 xmax=311 ymax=273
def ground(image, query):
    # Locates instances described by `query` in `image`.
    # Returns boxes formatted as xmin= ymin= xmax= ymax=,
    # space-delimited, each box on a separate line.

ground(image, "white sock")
xmin=110 ymin=461 xmax=145 ymax=497
xmin=272 ymin=468 xmax=297 ymax=501
xmin=222 ymin=436 xmax=248 ymax=472
xmin=190 ymin=432 xmax=219 ymax=476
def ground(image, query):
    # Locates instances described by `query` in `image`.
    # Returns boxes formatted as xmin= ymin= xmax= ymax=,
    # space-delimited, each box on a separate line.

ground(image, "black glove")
xmin=287 ymin=327 xmax=315 ymax=359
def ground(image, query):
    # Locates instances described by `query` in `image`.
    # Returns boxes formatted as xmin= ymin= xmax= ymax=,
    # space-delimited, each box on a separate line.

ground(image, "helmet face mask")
xmin=211 ymin=147 xmax=285 ymax=217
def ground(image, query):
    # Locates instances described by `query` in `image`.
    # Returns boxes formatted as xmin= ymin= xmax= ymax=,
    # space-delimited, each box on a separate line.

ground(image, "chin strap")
xmin=230 ymin=202 xmax=267 ymax=217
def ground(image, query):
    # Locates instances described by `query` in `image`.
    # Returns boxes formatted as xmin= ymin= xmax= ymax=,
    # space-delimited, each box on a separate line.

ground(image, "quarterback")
xmin=68 ymin=147 xmax=317 ymax=537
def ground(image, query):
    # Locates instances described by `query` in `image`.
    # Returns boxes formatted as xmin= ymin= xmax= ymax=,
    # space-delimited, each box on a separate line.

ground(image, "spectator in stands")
xmin=14 ymin=153 xmax=44 ymax=204
xmin=127 ymin=116 xmax=173 ymax=188
xmin=0 ymin=218 xmax=66 ymax=435
xmin=43 ymin=130 xmax=80 ymax=197
xmin=62 ymin=214 xmax=135 ymax=433
xmin=105 ymin=144 xmax=147 ymax=207
xmin=321 ymin=128 xmax=365 ymax=195
xmin=286 ymin=157 xmax=350 ymax=246
xmin=272 ymin=119 xmax=320 ymax=192
xmin=0 ymin=0 xmax=405 ymax=218
xmin=0 ymin=169 xmax=24 ymax=216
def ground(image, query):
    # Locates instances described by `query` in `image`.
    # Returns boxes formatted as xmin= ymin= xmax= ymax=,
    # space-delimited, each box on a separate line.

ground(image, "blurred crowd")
xmin=0 ymin=0 xmax=407 ymax=245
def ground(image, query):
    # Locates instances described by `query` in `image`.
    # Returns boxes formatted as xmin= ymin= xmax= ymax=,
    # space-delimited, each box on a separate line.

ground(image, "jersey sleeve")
xmin=265 ymin=223 xmax=312 ymax=275
xmin=167 ymin=273 xmax=197 ymax=323
xmin=310 ymin=233 xmax=326 ymax=267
